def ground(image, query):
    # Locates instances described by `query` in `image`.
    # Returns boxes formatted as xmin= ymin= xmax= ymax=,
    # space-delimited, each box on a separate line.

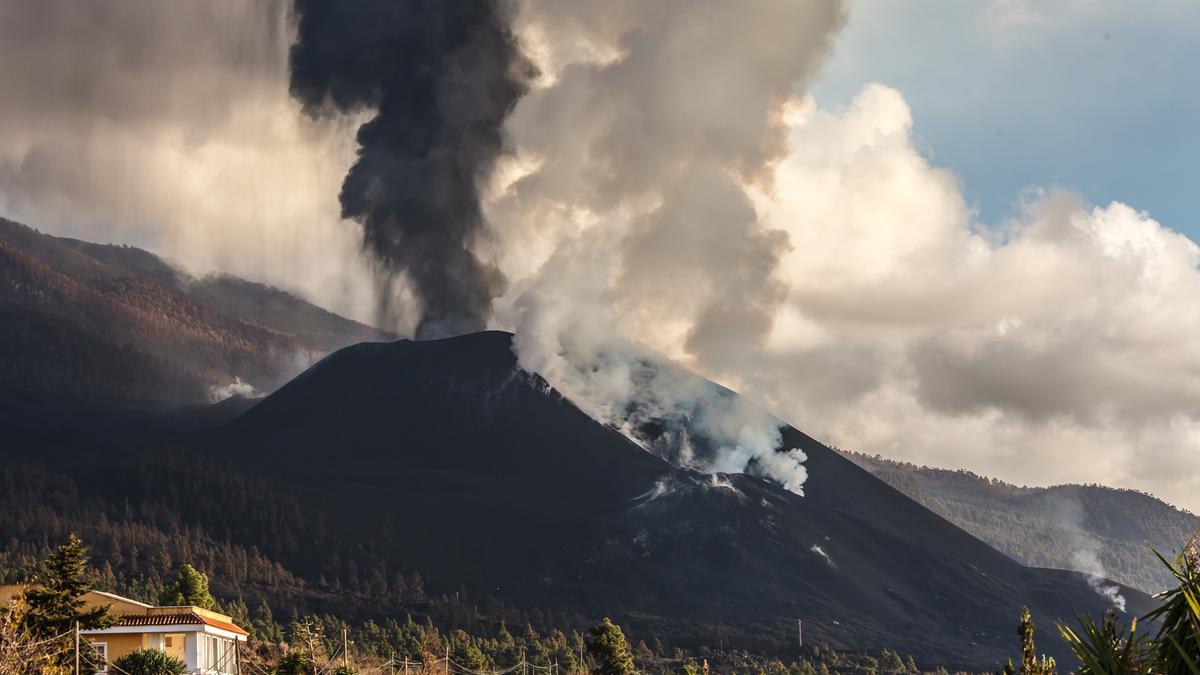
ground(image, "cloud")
xmin=2 ymin=1 xmax=1199 ymax=512
xmin=493 ymin=65 xmax=1200 ymax=511
xmin=492 ymin=0 xmax=848 ymax=493
xmin=0 ymin=0 xmax=385 ymax=327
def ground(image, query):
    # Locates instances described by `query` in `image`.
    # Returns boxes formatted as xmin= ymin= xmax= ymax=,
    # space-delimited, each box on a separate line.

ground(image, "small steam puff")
xmin=512 ymin=284 xmax=807 ymax=494
xmin=1072 ymin=548 xmax=1127 ymax=612
xmin=1054 ymin=495 xmax=1126 ymax=611
xmin=207 ymin=377 xmax=258 ymax=403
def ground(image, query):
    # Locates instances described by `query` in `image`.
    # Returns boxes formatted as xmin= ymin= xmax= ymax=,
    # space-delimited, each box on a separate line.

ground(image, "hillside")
xmin=0 ymin=218 xmax=386 ymax=406
xmin=0 ymin=331 xmax=1157 ymax=669
xmin=839 ymin=450 xmax=1200 ymax=594
xmin=208 ymin=332 xmax=1152 ymax=668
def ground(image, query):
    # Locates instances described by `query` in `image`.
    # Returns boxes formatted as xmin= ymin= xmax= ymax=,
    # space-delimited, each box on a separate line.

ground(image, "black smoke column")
xmin=288 ymin=0 xmax=530 ymax=338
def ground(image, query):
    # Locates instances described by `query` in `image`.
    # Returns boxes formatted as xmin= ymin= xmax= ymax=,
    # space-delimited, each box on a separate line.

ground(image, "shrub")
xmin=113 ymin=648 xmax=186 ymax=675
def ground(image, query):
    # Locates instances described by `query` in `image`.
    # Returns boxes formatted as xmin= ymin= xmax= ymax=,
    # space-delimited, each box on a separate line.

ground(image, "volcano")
xmin=211 ymin=330 xmax=1151 ymax=669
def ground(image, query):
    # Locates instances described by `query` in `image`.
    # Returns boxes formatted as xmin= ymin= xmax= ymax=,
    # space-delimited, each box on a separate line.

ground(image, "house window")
xmin=91 ymin=642 xmax=108 ymax=673
xmin=201 ymin=634 xmax=235 ymax=674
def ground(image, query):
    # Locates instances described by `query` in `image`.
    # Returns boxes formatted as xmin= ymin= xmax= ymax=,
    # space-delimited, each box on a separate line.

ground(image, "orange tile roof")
xmin=113 ymin=612 xmax=249 ymax=636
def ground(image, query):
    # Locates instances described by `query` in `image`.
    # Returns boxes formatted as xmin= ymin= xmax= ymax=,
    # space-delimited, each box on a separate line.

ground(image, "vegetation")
xmin=1013 ymin=607 xmax=1056 ymax=675
xmin=112 ymin=648 xmax=187 ymax=675
xmin=1058 ymin=608 xmax=1150 ymax=674
xmin=7 ymin=527 xmax=1200 ymax=675
xmin=1144 ymin=549 xmax=1200 ymax=673
xmin=21 ymin=534 xmax=114 ymax=637
xmin=0 ymin=595 xmax=68 ymax=674
xmin=160 ymin=564 xmax=215 ymax=609
xmin=587 ymin=618 xmax=636 ymax=675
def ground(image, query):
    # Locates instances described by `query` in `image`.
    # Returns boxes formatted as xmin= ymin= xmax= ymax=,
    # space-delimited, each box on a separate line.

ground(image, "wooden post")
xmin=798 ymin=619 xmax=803 ymax=650
xmin=74 ymin=621 xmax=80 ymax=675
xmin=342 ymin=629 xmax=349 ymax=672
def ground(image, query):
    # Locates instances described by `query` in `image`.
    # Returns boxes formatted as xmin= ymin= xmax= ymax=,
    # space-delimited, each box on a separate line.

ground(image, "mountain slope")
xmin=211 ymin=331 xmax=1153 ymax=669
xmin=839 ymin=450 xmax=1200 ymax=594
xmin=0 ymin=217 xmax=385 ymax=406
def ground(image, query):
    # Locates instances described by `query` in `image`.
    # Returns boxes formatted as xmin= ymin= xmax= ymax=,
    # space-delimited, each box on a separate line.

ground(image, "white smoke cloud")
xmin=489 ymin=0 xmax=847 ymax=493
xmin=207 ymin=377 xmax=259 ymax=403
xmin=1072 ymin=547 xmax=1127 ymax=613
xmin=487 ymin=5 xmax=1200 ymax=513
xmin=1052 ymin=495 xmax=1127 ymax=611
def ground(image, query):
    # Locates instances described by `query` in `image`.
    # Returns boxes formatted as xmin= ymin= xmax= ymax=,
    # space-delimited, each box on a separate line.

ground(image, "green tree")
xmin=113 ymin=648 xmax=187 ymax=675
xmin=450 ymin=630 xmax=487 ymax=671
xmin=1144 ymin=546 xmax=1200 ymax=674
xmin=161 ymin=564 xmax=215 ymax=609
xmin=1059 ymin=608 xmax=1150 ymax=674
xmin=273 ymin=652 xmax=312 ymax=675
xmin=586 ymin=618 xmax=636 ymax=675
xmin=879 ymin=649 xmax=904 ymax=673
xmin=23 ymin=534 xmax=114 ymax=637
xmin=253 ymin=599 xmax=283 ymax=644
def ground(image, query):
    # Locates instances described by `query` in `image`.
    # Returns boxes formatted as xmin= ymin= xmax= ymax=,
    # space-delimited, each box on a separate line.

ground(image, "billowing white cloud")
xmin=491 ymin=55 xmax=1200 ymax=511
xmin=493 ymin=0 xmax=846 ymax=492
xmin=749 ymin=86 xmax=1200 ymax=513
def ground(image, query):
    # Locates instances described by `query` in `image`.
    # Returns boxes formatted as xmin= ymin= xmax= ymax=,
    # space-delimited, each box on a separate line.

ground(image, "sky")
xmin=812 ymin=0 xmax=1200 ymax=237
xmin=1 ymin=0 xmax=1199 ymax=514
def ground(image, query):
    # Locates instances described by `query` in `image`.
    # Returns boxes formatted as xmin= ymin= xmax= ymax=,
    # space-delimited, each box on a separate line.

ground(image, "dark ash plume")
xmin=288 ymin=0 xmax=531 ymax=338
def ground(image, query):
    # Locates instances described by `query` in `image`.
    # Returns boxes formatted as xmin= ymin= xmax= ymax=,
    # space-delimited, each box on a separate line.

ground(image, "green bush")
xmin=112 ymin=648 xmax=186 ymax=675
xmin=1145 ymin=549 xmax=1200 ymax=674
xmin=272 ymin=652 xmax=312 ymax=675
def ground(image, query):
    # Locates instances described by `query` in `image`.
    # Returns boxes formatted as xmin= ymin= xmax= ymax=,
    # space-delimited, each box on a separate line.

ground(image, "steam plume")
xmin=1055 ymin=495 xmax=1127 ymax=611
xmin=491 ymin=0 xmax=848 ymax=494
xmin=288 ymin=0 xmax=532 ymax=338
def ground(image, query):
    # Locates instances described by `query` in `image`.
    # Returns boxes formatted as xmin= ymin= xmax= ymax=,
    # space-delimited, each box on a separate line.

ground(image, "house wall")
xmin=83 ymin=591 xmax=152 ymax=616
xmin=96 ymin=633 xmax=146 ymax=664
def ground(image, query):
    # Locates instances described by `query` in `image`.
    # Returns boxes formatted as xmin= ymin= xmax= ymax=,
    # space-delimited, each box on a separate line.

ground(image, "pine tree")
xmin=585 ymin=618 xmax=636 ymax=675
xmin=879 ymin=649 xmax=905 ymax=673
xmin=23 ymin=534 xmax=115 ymax=637
xmin=161 ymin=564 xmax=216 ymax=609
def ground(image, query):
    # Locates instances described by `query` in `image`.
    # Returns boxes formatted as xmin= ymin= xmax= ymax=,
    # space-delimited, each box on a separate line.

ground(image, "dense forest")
xmin=1 ymin=522 xmax=932 ymax=674
xmin=6 ymin=532 xmax=1200 ymax=675
xmin=839 ymin=450 xmax=1200 ymax=593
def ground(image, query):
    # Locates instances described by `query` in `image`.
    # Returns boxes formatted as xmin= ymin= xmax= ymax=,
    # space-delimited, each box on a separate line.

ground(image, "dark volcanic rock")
xmin=216 ymin=331 xmax=1153 ymax=670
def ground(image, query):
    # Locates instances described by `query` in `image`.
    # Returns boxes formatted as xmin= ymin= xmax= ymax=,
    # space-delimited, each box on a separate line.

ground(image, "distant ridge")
xmin=840 ymin=449 xmax=1200 ymax=593
xmin=0 ymin=217 xmax=387 ymax=407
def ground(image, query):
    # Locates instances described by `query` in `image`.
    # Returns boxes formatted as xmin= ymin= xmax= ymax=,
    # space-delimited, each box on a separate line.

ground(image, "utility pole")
xmin=342 ymin=628 xmax=349 ymax=672
xmin=74 ymin=621 xmax=80 ymax=675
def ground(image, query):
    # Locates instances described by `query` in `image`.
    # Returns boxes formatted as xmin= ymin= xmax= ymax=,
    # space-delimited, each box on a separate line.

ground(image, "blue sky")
xmin=811 ymin=0 xmax=1200 ymax=241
